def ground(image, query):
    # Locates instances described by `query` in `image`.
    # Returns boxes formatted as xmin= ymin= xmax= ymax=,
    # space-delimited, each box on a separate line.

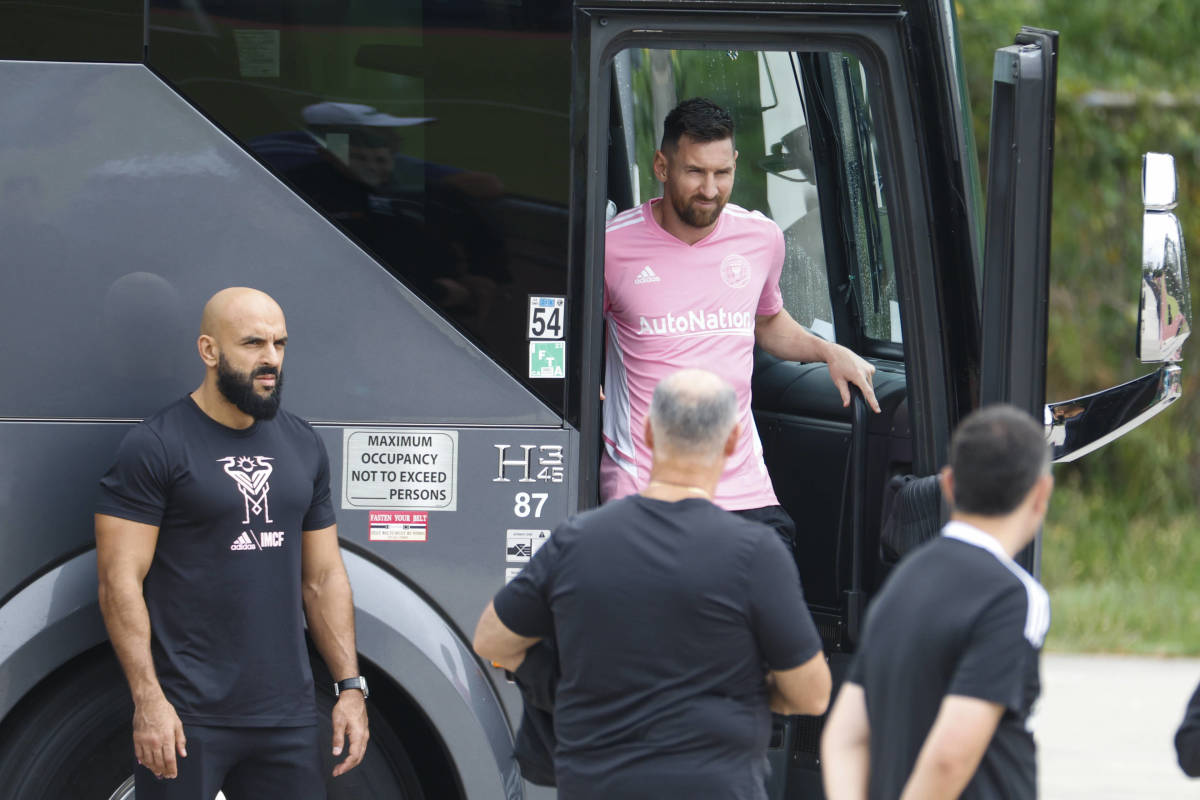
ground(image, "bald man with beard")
xmin=96 ymin=287 xmax=368 ymax=800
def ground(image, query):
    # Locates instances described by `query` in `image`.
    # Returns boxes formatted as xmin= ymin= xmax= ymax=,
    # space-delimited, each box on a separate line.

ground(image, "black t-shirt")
xmin=97 ymin=396 xmax=337 ymax=727
xmin=846 ymin=521 xmax=1051 ymax=800
xmin=493 ymin=495 xmax=824 ymax=800
xmin=1177 ymin=680 xmax=1200 ymax=777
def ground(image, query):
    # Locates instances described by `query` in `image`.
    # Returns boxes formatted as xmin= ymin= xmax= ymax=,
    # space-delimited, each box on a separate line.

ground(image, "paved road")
xmin=1039 ymin=653 xmax=1200 ymax=799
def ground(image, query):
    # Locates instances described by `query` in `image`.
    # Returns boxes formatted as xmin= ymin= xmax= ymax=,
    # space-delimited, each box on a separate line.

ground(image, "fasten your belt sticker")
xmin=368 ymin=511 xmax=428 ymax=542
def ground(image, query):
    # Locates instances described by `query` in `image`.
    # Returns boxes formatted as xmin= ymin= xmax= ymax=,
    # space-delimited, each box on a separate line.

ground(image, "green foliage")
xmin=958 ymin=1 xmax=1200 ymax=652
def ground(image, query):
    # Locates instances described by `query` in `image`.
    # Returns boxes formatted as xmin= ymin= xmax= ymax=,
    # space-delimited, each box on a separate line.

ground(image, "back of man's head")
xmin=661 ymin=98 xmax=735 ymax=152
xmin=948 ymin=404 xmax=1049 ymax=516
xmin=649 ymin=369 xmax=738 ymax=459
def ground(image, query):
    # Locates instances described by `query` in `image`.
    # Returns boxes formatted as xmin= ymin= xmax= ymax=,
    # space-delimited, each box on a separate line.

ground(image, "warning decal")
xmin=506 ymin=529 xmax=551 ymax=563
xmin=369 ymin=511 xmax=428 ymax=542
xmin=342 ymin=429 xmax=458 ymax=510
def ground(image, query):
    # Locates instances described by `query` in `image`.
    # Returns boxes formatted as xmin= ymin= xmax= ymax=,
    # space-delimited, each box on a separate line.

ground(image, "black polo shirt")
xmin=846 ymin=521 xmax=1050 ymax=800
xmin=494 ymin=495 xmax=824 ymax=800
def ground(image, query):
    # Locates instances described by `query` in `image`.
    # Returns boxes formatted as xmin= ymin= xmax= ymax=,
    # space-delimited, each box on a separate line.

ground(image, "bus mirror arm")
xmin=1045 ymin=364 xmax=1181 ymax=463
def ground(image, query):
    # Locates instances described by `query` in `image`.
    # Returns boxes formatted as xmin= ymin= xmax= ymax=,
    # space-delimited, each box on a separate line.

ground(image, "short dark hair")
xmin=661 ymin=98 xmax=734 ymax=152
xmin=948 ymin=404 xmax=1049 ymax=516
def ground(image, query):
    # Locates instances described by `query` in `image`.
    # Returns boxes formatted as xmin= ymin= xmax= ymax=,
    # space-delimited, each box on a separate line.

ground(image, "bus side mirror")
xmin=1138 ymin=153 xmax=1190 ymax=363
xmin=1045 ymin=152 xmax=1188 ymax=462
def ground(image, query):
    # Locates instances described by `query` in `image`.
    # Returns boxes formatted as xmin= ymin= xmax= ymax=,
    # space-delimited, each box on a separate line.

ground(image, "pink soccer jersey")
xmin=601 ymin=198 xmax=785 ymax=510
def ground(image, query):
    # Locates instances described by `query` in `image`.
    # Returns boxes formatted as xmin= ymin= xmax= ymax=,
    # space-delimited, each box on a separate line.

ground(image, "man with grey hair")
xmin=474 ymin=369 xmax=831 ymax=799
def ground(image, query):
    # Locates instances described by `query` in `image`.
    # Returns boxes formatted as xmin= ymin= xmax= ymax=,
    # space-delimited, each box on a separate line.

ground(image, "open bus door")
xmin=980 ymin=28 xmax=1191 ymax=575
xmin=574 ymin=7 xmax=951 ymax=798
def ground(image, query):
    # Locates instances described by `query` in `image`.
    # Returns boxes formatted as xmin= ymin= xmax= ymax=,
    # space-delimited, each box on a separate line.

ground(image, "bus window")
xmin=146 ymin=0 xmax=573 ymax=415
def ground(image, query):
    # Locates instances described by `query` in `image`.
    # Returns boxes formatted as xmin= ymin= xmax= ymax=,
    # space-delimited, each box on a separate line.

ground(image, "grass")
xmin=1044 ymin=582 xmax=1200 ymax=655
xmin=1040 ymin=476 xmax=1200 ymax=655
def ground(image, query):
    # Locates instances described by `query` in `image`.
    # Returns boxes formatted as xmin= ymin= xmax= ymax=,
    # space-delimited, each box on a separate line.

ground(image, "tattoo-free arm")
xmin=95 ymin=513 xmax=187 ymax=780
xmin=898 ymin=695 xmax=1005 ymax=800
xmin=821 ymin=682 xmax=871 ymax=800
xmin=302 ymin=525 xmax=369 ymax=777
xmin=767 ymin=651 xmax=832 ymax=716
xmin=473 ymin=601 xmax=542 ymax=671
xmin=754 ymin=309 xmax=880 ymax=412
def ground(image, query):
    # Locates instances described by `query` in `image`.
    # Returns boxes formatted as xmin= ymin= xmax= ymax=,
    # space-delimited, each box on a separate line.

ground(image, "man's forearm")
xmin=472 ymin=601 xmax=541 ymax=669
xmin=820 ymin=682 xmax=871 ymax=800
xmin=304 ymin=566 xmax=359 ymax=680
xmin=756 ymin=312 xmax=831 ymax=363
xmin=822 ymin=742 xmax=870 ymax=800
xmin=766 ymin=677 xmax=793 ymax=714
xmin=98 ymin=577 xmax=165 ymax=703
xmin=766 ymin=675 xmax=809 ymax=715
xmin=899 ymin=759 xmax=977 ymax=800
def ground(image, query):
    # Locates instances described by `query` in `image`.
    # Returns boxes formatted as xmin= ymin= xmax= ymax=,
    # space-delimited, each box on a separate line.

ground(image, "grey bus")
xmin=0 ymin=0 xmax=1188 ymax=798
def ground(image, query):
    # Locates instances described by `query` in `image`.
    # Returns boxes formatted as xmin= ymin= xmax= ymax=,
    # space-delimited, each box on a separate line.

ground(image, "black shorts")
xmin=134 ymin=724 xmax=325 ymax=800
xmin=732 ymin=504 xmax=797 ymax=557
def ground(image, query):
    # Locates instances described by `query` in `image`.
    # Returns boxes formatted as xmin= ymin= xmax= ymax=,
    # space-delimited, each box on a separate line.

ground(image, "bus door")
xmin=573 ymin=7 xmax=952 ymax=797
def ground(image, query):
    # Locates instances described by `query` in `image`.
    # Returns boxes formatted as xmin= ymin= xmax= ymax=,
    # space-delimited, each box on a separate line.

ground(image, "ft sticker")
xmin=506 ymin=529 xmax=551 ymax=563
xmin=529 ymin=341 xmax=565 ymax=379
xmin=369 ymin=511 xmax=428 ymax=542
xmin=528 ymin=295 xmax=565 ymax=340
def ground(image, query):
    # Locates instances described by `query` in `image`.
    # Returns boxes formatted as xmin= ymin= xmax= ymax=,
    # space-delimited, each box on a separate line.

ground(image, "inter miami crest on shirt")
xmin=218 ymin=456 xmax=274 ymax=524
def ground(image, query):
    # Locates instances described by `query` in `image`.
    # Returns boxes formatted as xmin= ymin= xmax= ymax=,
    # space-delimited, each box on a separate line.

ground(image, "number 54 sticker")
xmin=528 ymin=296 xmax=565 ymax=340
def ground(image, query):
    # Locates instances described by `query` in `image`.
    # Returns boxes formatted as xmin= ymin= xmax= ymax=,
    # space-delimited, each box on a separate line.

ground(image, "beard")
xmin=217 ymin=355 xmax=283 ymax=420
xmin=668 ymin=188 xmax=726 ymax=229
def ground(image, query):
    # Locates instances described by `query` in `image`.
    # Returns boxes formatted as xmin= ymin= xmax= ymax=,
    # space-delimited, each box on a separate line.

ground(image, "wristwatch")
xmin=333 ymin=676 xmax=369 ymax=700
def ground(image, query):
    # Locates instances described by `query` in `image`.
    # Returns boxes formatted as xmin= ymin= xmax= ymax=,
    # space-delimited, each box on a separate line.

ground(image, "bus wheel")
xmin=0 ymin=654 xmax=425 ymax=800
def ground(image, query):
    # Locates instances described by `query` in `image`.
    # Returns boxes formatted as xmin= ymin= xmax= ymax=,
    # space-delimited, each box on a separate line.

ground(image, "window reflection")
xmin=148 ymin=0 xmax=571 ymax=411
xmin=0 ymin=0 xmax=142 ymax=62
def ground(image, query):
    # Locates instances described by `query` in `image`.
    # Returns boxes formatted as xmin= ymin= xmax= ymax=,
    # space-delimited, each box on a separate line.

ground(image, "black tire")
xmin=0 ymin=654 xmax=135 ymax=800
xmin=0 ymin=653 xmax=424 ymax=800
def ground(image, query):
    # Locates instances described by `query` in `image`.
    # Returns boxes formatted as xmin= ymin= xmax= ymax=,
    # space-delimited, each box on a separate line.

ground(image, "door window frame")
xmin=569 ymin=6 xmax=950 ymax=502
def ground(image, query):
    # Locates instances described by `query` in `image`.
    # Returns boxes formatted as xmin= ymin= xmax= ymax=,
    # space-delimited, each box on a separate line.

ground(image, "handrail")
xmin=844 ymin=386 xmax=868 ymax=648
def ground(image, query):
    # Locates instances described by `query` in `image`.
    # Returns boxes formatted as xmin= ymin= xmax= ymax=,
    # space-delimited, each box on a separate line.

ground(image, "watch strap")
xmin=334 ymin=676 xmax=369 ymax=699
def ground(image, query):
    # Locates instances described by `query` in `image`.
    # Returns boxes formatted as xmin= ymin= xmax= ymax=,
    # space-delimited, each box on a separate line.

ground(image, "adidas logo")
xmin=634 ymin=265 xmax=661 ymax=284
xmin=230 ymin=531 xmax=258 ymax=551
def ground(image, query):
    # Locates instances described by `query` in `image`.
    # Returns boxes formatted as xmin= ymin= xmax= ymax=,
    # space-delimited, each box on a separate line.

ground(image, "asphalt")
xmin=1038 ymin=653 xmax=1200 ymax=799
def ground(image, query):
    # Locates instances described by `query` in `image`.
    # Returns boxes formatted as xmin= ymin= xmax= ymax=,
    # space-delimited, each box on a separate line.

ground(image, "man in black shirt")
xmin=96 ymin=287 xmax=368 ymax=799
xmin=1177 ymin=679 xmax=1200 ymax=777
xmin=822 ymin=404 xmax=1053 ymax=800
xmin=473 ymin=368 xmax=831 ymax=800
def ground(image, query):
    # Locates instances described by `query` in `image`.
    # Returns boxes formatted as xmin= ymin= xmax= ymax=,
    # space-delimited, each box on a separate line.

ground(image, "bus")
xmin=0 ymin=0 xmax=1188 ymax=797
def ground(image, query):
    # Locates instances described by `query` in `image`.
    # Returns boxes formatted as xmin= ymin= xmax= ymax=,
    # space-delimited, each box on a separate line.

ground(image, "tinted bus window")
xmin=619 ymin=48 xmax=900 ymax=347
xmin=147 ymin=0 xmax=572 ymax=413
xmin=0 ymin=0 xmax=142 ymax=62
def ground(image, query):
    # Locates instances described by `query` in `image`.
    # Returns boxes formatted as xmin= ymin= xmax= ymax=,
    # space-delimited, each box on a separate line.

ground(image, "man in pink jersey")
xmin=603 ymin=97 xmax=879 ymax=540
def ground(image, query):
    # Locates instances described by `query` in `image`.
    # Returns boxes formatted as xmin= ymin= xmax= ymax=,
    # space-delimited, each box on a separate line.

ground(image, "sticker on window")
xmin=528 ymin=295 xmax=566 ymax=340
xmin=529 ymin=341 xmax=565 ymax=378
